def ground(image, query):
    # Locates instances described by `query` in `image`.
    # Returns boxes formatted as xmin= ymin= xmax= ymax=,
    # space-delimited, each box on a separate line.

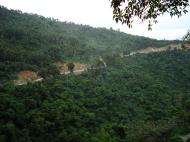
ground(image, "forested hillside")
xmin=0 ymin=6 xmax=178 ymax=82
xmin=1 ymin=6 xmax=190 ymax=142
xmin=1 ymin=49 xmax=190 ymax=142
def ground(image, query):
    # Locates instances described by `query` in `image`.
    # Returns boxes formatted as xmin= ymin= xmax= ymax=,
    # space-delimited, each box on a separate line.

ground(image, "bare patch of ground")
xmin=14 ymin=70 xmax=42 ymax=85
xmin=125 ymin=44 xmax=188 ymax=57
xmin=55 ymin=62 xmax=89 ymax=74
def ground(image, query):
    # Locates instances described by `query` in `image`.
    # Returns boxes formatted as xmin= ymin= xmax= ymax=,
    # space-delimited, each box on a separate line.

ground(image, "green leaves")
xmin=111 ymin=0 xmax=189 ymax=29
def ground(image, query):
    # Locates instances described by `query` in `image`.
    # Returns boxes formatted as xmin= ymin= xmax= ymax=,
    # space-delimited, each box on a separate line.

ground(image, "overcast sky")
xmin=1 ymin=0 xmax=190 ymax=40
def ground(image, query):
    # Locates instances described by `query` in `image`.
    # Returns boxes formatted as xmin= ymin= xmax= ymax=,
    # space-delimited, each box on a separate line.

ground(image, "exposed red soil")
xmin=14 ymin=70 xmax=41 ymax=85
xmin=55 ymin=62 xmax=89 ymax=74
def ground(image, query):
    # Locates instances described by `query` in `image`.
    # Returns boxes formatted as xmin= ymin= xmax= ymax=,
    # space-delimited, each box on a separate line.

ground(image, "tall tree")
xmin=67 ymin=62 xmax=75 ymax=73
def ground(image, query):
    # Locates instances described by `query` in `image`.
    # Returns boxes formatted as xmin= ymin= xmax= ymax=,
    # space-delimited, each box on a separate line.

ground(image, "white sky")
xmin=1 ymin=0 xmax=190 ymax=40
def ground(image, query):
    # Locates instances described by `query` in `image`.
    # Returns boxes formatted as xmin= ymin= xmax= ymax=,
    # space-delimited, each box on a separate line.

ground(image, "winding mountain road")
xmin=16 ymin=44 xmax=189 ymax=86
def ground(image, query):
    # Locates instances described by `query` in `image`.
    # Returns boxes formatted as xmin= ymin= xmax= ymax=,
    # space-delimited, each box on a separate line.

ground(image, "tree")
xmin=67 ymin=62 xmax=75 ymax=73
xmin=38 ymin=65 xmax=59 ymax=78
xmin=182 ymin=30 xmax=190 ymax=48
xmin=111 ymin=0 xmax=189 ymax=29
xmin=183 ymin=30 xmax=190 ymax=42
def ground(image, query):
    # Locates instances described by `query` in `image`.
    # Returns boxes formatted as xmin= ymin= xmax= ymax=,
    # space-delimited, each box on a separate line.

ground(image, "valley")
xmin=0 ymin=6 xmax=190 ymax=142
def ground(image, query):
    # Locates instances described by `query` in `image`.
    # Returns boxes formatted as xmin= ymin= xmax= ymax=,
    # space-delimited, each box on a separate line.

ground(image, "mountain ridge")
xmin=0 ymin=6 xmax=179 ymax=82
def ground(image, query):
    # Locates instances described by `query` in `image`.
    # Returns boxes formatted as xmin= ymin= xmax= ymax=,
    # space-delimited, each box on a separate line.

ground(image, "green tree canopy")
xmin=111 ymin=0 xmax=189 ymax=29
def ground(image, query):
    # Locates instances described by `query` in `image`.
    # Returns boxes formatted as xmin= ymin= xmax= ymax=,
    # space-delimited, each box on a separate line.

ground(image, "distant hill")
xmin=0 ymin=6 xmax=178 ymax=81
